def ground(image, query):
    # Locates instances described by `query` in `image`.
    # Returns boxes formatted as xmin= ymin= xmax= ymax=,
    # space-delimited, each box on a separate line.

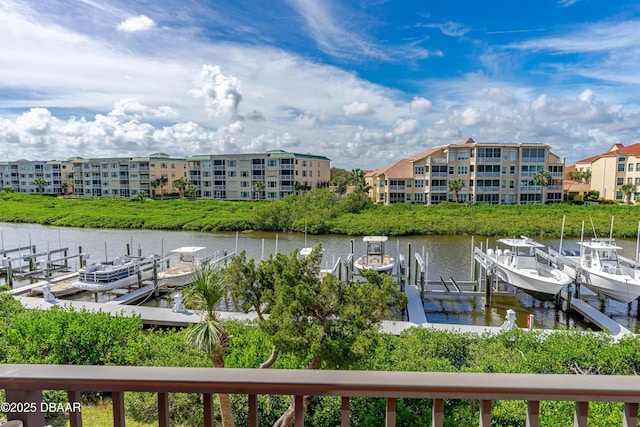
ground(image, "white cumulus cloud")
xmin=189 ymin=65 xmax=243 ymax=117
xmin=392 ymin=118 xmax=419 ymax=136
xmin=409 ymin=96 xmax=433 ymax=114
xmin=117 ymin=15 xmax=156 ymax=32
xmin=342 ymin=101 xmax=375 ymax=116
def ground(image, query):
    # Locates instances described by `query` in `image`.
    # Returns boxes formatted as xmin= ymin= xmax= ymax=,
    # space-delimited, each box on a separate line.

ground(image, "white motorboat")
xmin=562 ymin=239 xmax=640 ymax=304
xmin=354 ymin=236 xmax=395 ymax=275
xmin=73 ymin=254 xmax=158 ymax=292
xmin=486 ymin=236 xmax=572 ymax=299
xmin=158 ymin=246 xmax=208 ymax=287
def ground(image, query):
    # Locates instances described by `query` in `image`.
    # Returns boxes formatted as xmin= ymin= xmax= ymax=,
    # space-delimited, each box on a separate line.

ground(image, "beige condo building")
xmin=0 ymin=160 xmax=71 ymax=195
xmin=187 ymin=150 xmax=331 ymax=200
xmin=69 ymin=154 xmax=187 ymax=198
xmin=574 ymin=142 xmax=640 ymax=203
xmin=366 ymin=138 xmax=565 ymax=205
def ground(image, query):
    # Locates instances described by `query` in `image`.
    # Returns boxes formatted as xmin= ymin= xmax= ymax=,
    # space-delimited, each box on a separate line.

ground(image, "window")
xmin=302 ymin=160 xmax=307 ymax=167
xmin=268 ymin=181 xmax=277 ymax=188
xmin=241 ymin=191 xmax=250 ymax=198
xmin=228 ymin=160 xmax=236 ymax=167
xmin=521 ymin=148 xmax=545 ymax=162
xmin=629 ymin=163 xmax=634 ymax=172
xmin=617 ymin=177 xmax=624 ymax=185
xmin=414 ymin=179 xmax=424 ymax=188
xmin=241 ymin=171 xmax=249 ymax=177
xmin=618 ymin=164 xmax=626 ymax=172
xmin=414 ymin=166 xmax=425 ymax=175
xmin=227 ymin=171 xmax=236 ymax=177
xmin=448 ymin=166 xmax=454 ymax=175
xmin=241 ymin=181 xmax=249 ymax=188
xmin=636 ymin=163 xmax=640 ymax=172
xmin=457 ymin=166 xmax=468 ymax=174
xmin=268 ymin=160 xmax=277 ymax=167
xmin=509 ymin=180 xmax=515 ymax=189
xmin=457 ymin=150 xmax=469 ymax=161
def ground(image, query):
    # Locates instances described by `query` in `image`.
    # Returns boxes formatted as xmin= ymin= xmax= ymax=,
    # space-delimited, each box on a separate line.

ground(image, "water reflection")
xmin=1 ymin=222 xmax=638 ymax=332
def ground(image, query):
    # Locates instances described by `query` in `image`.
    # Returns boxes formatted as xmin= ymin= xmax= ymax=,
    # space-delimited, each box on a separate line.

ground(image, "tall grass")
xmin=1 ymin=192 xmax=639 ymax=237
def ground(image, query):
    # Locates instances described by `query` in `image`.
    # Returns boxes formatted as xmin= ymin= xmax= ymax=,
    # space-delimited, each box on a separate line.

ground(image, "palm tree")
xmin=184 ymin=183 xmax=198 ymax=200
xmin=332 ymin=175 xmax=347 ymax=195
xmin=581 ymin=170 xmax=591 ymax=184
xmin=173 ymin=177 xmax=188 ymax=199
xmin=159 ymin=175 xmax=168 ymax=199
xmin=253 ymin=180 xmax=265 ymax=200
xmin=32 ymin=177 xmax=49 ymax=195
xmin=621 ymin=183 xmax=637 ymax=205
xmin=568 ymin=170 xmax=581 ymax=182
xmin=447 ymin=179 xmax=465 ymax=202
xmin=183 ymin=265 xmax=235 ymax=427
xmin=533 ymin=170 xmax=552 ymax=204
xmin=150 ymin=179 xmax=160 ymax=198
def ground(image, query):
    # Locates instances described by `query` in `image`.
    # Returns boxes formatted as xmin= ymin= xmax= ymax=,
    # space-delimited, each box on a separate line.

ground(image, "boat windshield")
xmin=598 ymin=250 xmax=618 ymax=262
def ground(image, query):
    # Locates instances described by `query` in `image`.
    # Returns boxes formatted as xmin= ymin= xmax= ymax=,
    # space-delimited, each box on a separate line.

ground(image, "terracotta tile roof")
xmin=367 ymin=145 xmax=445 ymax=179
xmin=576 ymin=142 xmax=640 ymax=164
xmin=367 ymin=159 xmax=413 ymax=179
xmin=407 ymin=145 xmax=446 ymax=162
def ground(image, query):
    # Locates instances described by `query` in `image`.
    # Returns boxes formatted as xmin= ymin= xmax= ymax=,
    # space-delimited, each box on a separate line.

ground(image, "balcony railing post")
xmin=624 ymin=402 xmax=638 ymax=427
xmin=5 ymin=389 xmax=44 ymax=427
xmin=479 ymin=400 xmax=492 ymax=426
xmin=527 ymin=400 xmax=540 ymax=427
xmin=203 ymin=393 xmax=214 ymax=427
xmin=248 ymin=394 xmax=258 ymax=427
xmin=158 ymin=392 xmax=169 ymax=427
xmin=294 ymin=395 xmax=304 ymax=427
xmin=432 ymin=398 xmax=444 ymax=427
xmin=574 ymin=401 xmax=588 ymax=427
xmin=112 ymin=391 xmax=125 ymax=427
xmin=341 ymin=396 xmax=350 ymax=427
xmin=386 ymin=397 xmax=396 ymax=427
xmin=67 ymin=390 xmax=82 ymax=427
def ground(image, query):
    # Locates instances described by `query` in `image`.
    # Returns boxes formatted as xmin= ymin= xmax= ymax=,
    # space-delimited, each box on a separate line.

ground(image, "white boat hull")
xmin=494 ymin=263 xmax=571 ymax=296
xmin=353 ymin=256 xmax=395 ymax=275
xmin=73 ymin=256 xmax=157 ymax=292
xmin=158 ymin=267 xmax=198 ymax=287
xmin=74 ymin=267 xmax=155 ymax=292
xmin=579 ymin=270 xmax=640 ymax=304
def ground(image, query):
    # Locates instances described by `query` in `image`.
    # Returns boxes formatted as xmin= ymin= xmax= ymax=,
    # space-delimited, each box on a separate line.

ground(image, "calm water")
xmin=2 ymin=222 xmax=640 ymax=332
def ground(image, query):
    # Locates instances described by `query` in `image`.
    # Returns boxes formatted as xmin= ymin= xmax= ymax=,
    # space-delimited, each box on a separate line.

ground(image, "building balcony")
xmin=476 ymin=172 xmax=500 ymax=178
xmin=476 ymin=186 xmax=500 ymax=192
xmin=2 ymin=364 xmax=639 ymax=427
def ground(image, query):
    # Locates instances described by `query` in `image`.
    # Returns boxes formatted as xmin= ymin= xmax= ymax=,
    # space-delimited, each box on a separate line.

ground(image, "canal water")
xmin=2 ymin=222 xmax=640 ymax=332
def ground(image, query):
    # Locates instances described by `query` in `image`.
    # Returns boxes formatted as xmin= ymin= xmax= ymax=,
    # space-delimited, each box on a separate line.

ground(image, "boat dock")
xmin=560 ymin=290 xmax=632 ymax=339
xmin=105 ymin=281 xmax=168 ymax=305
xmin=6 ymin=272 xmax=83 ymax=298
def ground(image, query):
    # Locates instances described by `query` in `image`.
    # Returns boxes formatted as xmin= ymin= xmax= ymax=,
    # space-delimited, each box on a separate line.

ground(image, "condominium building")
xmin=574 ymin=142 xmax=640 ymax=202
xmin=0 ymin=160 xmax=72 ymax=195
xmin=69 ymin=154 xmax=187 ymax=197
xmin=186 ymin=150 xmax=331 ymax=200
xmin=366 ymin=138 xmax=564 ymax=205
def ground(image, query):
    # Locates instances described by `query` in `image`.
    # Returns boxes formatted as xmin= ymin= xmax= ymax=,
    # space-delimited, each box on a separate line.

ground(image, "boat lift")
xmin=2 ymin=246 xmax=89 ymax=286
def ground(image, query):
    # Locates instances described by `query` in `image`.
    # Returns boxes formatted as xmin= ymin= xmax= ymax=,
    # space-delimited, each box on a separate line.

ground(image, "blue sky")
xmin=1 ymin=0 xmax=640 ymax=169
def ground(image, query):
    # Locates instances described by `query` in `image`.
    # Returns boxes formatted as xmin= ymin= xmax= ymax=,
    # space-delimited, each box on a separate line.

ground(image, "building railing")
xmin=1 ymin=365 xmax=639 ymax=427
